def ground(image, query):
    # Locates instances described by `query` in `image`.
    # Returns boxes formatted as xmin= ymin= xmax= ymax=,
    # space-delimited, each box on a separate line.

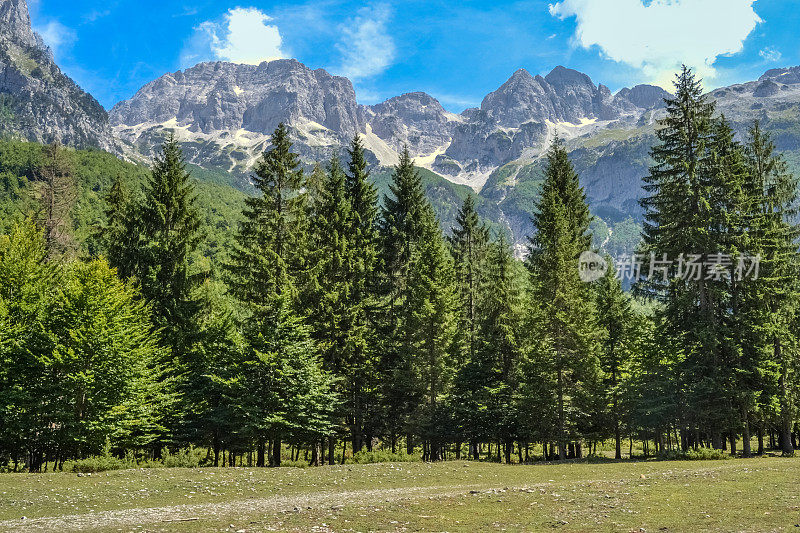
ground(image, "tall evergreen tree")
xmin=595 ymin=260 xmax=635 ymax=459
xmin=306 ymin=154 xmax=356 ymax=462
xmin=526 ymin=137 xmax=602 ymax=460
xmin=308 ymin=155 xmax=353 ymax=373
xmin=405 ymin=209 xmax=458 ymax=461
xmin=226 ymin=124 xmax=336 ymax=466
xmin=122 ymin=134 xmax=203 ymax=362
xmin=741 ymin=121 xmax=800 ymax=455
xmin=226 ymin=123 xmax=307 ymax=311
xmin=639 ymin=68 xmax=746 ymax=448
xmin=94 ymin=175 xmax=134 ymax=267
xmin=344 ymin=135 xmax=380 ymax=453
xmin=378 ymin=147 xmax=430 ymax=453
xmin=449 ymin=194 xmax=490 ymax=364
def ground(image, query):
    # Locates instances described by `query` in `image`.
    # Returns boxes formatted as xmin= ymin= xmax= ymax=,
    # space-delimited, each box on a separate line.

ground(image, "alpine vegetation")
xmin=2 ymin=67 xmax=800 ymax=471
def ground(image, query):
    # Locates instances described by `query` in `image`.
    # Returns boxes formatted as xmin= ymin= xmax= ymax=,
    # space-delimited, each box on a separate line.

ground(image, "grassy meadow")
xmin=0 ymin=456 xmax=798 ymax=532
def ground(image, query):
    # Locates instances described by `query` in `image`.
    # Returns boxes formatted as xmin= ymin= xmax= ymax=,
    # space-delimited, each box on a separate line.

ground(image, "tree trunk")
xmin=256 ymin=440 xmax=265 ymax=467
xmin=777 ymin=337 xmax=795 ymax=456
xmin=271 ymin=436 xmax=282 ymax=467
xmin=741 ymin=407 xmax=751 ymax=457
xmin=557 ymin=365 xmax=566 ymax=460
xmin=310 ymin=441 xmax=319 ymax=466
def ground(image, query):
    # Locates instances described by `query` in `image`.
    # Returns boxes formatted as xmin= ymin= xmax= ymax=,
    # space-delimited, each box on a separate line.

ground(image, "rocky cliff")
xmin=0 ymin=0 xmax=112 ymax=150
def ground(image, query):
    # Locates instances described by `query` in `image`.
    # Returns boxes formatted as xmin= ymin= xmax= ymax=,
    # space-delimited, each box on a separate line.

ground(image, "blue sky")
xmin=27 ymin=0 xmax=800 ymax=112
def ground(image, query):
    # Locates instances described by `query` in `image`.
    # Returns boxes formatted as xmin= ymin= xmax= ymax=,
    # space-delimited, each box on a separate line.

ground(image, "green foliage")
xmin=526 ymin=137 xmax=603 ymax=459
xmin=224 ymin=124 xmax=338 ymax=466
xmin=4 ymin=76 xmax=800 ymax=470
xmin=0 ymin=221 xmax=164 ymax=469
xmin=67 ymin=455 xmax=135 ymax=473
xmin=657 ymin=448 xmax=730 ymax=461
xmin=0 ymin=138 xmax=243 ymax=262
xmin=226 ymin=123 xmax=306 ymax=311
xmin=348 ymin=449 xmax=417 ymax=464
xmin=65 ymin=446 xmax=203 ymax=472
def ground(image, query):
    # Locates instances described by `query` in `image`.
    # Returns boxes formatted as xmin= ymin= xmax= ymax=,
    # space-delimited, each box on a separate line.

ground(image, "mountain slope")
xmin=110 ymin=62 xmax=670 ymax=191
xmin=0 ymin=0 xmax=113 ymax=150
xmin=6 ymin=0 xmax=800 ymax=256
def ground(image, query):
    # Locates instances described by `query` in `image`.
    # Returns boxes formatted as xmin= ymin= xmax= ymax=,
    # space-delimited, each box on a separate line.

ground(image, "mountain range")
xmin=5 ymin=0 xmax=800 ymax=252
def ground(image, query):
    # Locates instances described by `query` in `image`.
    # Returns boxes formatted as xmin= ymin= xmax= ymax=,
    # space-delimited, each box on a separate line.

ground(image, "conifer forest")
xmin=4 ymin=67 xmax=800 ymax=474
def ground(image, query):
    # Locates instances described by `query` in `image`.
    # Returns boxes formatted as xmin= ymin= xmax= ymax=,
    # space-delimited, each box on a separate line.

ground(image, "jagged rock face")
xmin=754 ymin=80 xmax=781 ymax=98
xmin=480 ymin=66 xmax=633 ymax=127
xmin=0 ymin=0 xmax=112 ymax=150
xmin=760 ymin=67 xmax=800 ymax=85
xmin=444 ymin=111 xmax=546 ymax=171
xmin=111 ymin=60 xmax=364 ymax=139
xmin=110 ymin=59 xmax=367 ymax=168
xmin=112 ymin=60 xmax=686 ymax=189
xmin=365 ymin=92 xmax=453 ymax=154
xmin=614 ymin=84 xmax=671 ymax=110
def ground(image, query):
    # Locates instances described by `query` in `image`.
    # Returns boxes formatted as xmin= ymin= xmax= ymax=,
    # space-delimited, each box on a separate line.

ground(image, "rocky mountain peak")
xmin=759 ymin=66 xmax=800 ymax=85
xmin=0 ymin=0 xmax=40 ymax=49
xmin=0 ymin=0 xmax=112 ymax=149
xmin=367 ymin=92 xmax=451 ymax=155
xmin=615 ymin=84 xmax=671 ymax=110
xmin=111 ymin=59 xmax=362 ymax=141
xmin=544 ymin=65 xmax=595 ymax=91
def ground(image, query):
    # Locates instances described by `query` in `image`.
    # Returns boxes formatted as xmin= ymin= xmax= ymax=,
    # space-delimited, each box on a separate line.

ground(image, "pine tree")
xmin=97 ymin=176 xmax=137 ymax=275
xmin=405 ymin=209 xmax=458 ymax=461
xmin=128 ymin=134 xmax=203 ymax=359
xmin=639 ymin=68 xmax=746 ymax=448
xmin=305 ymin=154 xmax=356 ymax=461
xmin=226 ymin=123 xmax=306 ymax=312
xmin=378 ymin=147 xmax=430 ymax=454
xmin=344 ymin=135 xmax=380 ymax=453
xmin=595 ymin=259 xmax=635 ymax=459
xmin=741 ymin=121 xmax=800 ymax=456
xmin=225 ymin=124 xmax=336 ymax=466
xmin=526 ymin=137 xmax=602 ymax=460
xmin=448 ymin=194 xmax=490 ymax=364
xmin=308 ymin=155 xmax=353 ymax=372
xmin=705 ymin=116 xmax=751 ymax=454
xmin=475 ymin=235 xmax=523 ymax=462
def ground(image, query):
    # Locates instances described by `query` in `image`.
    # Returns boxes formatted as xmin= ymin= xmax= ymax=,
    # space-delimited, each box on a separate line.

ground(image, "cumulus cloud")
xmin=182 ymin=7 xmax=285 ymax=67
xmin=549 ymin=0 xmax=762 ymax=86
xmin=335 ymin=4 xmax=396 ymax=80
xmin=759 ymin=46 xmax=782 ymax=63
xmin=34 ymin=20 xmax=77 ymax=56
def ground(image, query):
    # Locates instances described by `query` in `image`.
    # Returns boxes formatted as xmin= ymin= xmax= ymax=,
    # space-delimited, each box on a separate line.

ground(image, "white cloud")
xmin=759 ymin=46 xmax=782 ymax=63
xmin=34 ymin=21 xmax=77 ymax=56
xmin=182 ymin=7 xmax=285 ymax=67
xmin=549 ymin=0 xmax=762 ymax=86
xmin=335 ymin=4 xmax=395 ymax=80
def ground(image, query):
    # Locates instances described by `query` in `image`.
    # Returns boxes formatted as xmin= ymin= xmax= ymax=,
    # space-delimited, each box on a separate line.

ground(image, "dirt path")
xmin=0 ymin=483 xmax=496 ymax=531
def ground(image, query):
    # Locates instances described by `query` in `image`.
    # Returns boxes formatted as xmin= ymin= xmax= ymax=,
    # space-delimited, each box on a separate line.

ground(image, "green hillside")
xmin=0 ymin=140 xmax=246 ymax=261
xmin=372 ymin=165 xmax=506 ymax=238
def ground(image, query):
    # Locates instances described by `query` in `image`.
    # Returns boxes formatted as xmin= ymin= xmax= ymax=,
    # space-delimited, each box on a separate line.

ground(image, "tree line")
xmin=1 ymin=67 xmax=799 ymax=471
